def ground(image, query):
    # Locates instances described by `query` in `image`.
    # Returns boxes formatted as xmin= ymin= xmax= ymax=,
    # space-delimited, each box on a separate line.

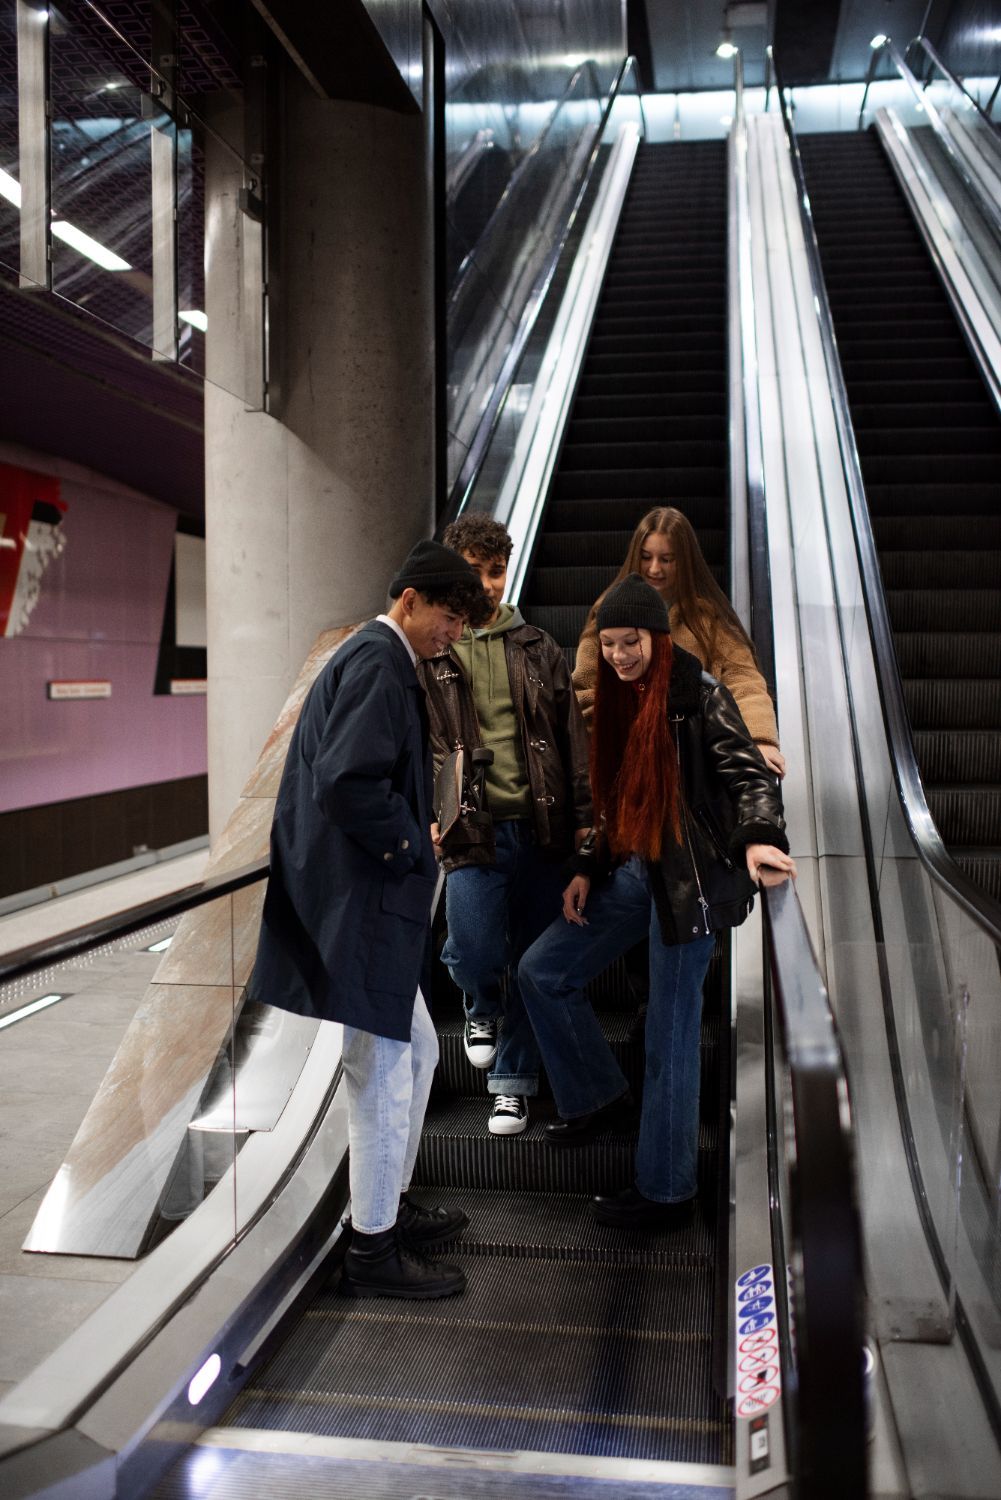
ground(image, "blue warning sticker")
xmin=737 ymin=1264 xmax=771 ymax=1287
xmin=739 ymin=1295 xmax=774 ymax=1318
xmin=738 ymin=1311 xmax=775 ymax=1336
xmin=739 ymin=1281 xmax=772 ymax=1303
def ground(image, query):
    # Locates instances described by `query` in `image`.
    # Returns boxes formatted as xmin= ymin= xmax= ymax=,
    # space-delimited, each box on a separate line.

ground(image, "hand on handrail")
xmin=746 ymin=843 xmax=797 ymax=887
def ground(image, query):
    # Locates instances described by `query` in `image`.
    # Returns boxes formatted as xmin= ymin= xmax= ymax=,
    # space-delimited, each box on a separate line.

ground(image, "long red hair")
xmin=591 ymin=632 xmax=681 ymax=862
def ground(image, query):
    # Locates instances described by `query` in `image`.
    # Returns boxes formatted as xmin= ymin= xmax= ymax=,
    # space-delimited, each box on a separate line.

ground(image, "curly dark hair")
xmin=422 ymin=575 xmax=493 ymax=629
xmin=441 ymin=513 xmax=513 ymax=563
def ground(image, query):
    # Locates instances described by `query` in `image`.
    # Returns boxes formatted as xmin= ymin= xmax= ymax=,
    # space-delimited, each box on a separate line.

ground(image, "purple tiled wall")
xmin=0 ymin=448 xmax=207 ymax=814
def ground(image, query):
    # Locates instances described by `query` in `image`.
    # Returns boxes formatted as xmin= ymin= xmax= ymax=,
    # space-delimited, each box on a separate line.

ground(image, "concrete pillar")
xmin=204 ymin=73 xmax=432 ymax=839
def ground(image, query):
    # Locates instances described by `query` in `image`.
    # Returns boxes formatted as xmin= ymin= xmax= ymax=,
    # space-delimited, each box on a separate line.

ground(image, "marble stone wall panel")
xmin=153 ymin=884 xmax=266 ymax=990
xmin=240 ymin=625 xmax=361 ymax=800
xmin=23 ymin=983 xmax=245 ymax=1258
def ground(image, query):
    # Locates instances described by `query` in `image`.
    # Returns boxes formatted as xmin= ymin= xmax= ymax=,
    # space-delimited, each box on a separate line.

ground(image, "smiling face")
xmin=638 ymin=532 xmax=677 ymax=598
xmin=599 ymin=627 xmax=653 ymax=681
xmin=395 ymin=589 xmax=468 ymax=659
xmin=461 ymin=550 xmax=507 ymax=625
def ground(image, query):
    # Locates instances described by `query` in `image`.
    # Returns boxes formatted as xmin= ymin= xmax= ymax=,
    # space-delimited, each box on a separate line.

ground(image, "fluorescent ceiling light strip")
xmin=0 ymin=993 xmax=67 ymax=1031
xmin=51 ymin=220 xmax=130 ymax=271
xmin=179 ymin=309 xmax=207 ymax=332
xmin=0 ymin=173 xmax=130 ymax=270
xmin=0 ymin=167 xmax=22 ymax=207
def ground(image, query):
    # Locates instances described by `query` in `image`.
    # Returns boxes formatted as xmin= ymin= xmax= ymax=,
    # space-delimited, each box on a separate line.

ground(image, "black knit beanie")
xmin=596 ymin=573 xmax=671 ymax=634
xmin=388 ymin=540 xmax=481 ymax=598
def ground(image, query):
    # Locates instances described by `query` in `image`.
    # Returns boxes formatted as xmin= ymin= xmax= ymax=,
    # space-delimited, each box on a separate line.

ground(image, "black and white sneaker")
xmin=463 ymin=1015 xmax=498 ymax=1069
xmin=489 ymin=1094 xmax=528 ymax=1136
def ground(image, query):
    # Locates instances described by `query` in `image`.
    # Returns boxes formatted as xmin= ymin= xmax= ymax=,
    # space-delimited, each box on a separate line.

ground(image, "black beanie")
xmin=596 ymin=573 xmax=671 ymax=634
xmin=388 ymin=539 xmax=481 ymax=598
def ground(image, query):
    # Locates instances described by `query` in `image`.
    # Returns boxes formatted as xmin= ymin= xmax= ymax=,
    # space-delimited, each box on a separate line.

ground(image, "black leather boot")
xmin=340 ymin=1227 xmax=466 ymax=1300
xmin=396 ymin=1193 xmax=469 ymax=1248
xmin=592 ymin=1186 xmax=695 ymax=1231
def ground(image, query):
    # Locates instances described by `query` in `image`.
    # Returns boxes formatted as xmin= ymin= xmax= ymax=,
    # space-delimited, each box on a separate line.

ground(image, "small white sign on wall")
xmin=47 ymin=679 xmax=112 ymax=700
xmin=169 ymin=678 xmax=207 ymax=695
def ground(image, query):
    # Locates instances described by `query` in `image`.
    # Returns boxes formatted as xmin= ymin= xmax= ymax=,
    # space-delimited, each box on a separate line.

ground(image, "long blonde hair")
xmin=596 ymin=507 xmax=755 ymax=669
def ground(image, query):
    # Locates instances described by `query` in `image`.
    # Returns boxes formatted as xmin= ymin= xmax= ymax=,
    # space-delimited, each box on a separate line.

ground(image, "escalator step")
xmin=554 ymin=468 xmax=726 ymax=501
xmin=535 ymin=529 xmax=726 ymax=567
xmin=866 ymin=484 xmax=999 ymax=517
xmin=914 ymin=730 xmax=1001 ymax=783
xmin=415 ymin=1095 xmax=717 ymax=1196
xmin=953 ymin=852 xmax=1001 ymax=904
xmin=901 ymin=678 xmax=1001 ymax=729
xmin=895 ymin=633 xmax=1001 ymax=678
xmin=545 ymin=497 xmax=727 ymax=533
xmin=404 ymin=1186 xmax=716 ymax=1266
xmin=888 ymin=591 xmax=1001 ymax=631
xmin=229 ymin=1253 xmax=729 ymax=1464
xmin=522 ymin=603 xmax=596 ymax=646
xmin=434 ymin=1013 xmax=720 ymax=1104
xmin=526 ymin=564 xmax=724 ymax=606
xmin=878 ymin=551 xmax=1001 ymax=588
xmin=872 ymin=515 xmax=1001 ymax=550
xmin=926 ymin=788 xmax=1001 ymax=845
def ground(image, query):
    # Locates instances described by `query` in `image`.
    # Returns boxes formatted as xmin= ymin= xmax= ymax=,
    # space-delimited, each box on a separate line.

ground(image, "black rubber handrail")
xmin=774 ymin=56 xmax=1001 ymax=949
xmin=759 ymin=883 xmax=867 ymax=1496
xmin=732 ymin=52 xmax=867 ymax=1494
xmin=0 ymin=857 xmax=269 ymax=988
xmin=441 ymin=53 xmax=643 ymax=529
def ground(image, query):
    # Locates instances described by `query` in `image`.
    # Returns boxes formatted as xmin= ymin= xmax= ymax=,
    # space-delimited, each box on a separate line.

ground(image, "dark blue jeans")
xmin=518 ymin=856 xmax=715 ymax=1202
xmin=441 ymin=820 xmax=566 ymax=1095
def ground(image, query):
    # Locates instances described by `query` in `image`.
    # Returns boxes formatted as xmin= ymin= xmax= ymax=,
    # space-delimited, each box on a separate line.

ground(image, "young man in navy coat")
xmin=251 ymin=541 xmax=491 ymax=1298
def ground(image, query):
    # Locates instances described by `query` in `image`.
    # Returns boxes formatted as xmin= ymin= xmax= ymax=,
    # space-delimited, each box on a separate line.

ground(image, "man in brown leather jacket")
xmin=419 ymin=515 xmax=592 ymax=1135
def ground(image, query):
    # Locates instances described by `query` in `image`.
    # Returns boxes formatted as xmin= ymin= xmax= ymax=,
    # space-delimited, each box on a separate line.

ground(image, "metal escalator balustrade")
xmin=798 ymin=128 xmax=1001 ymax=907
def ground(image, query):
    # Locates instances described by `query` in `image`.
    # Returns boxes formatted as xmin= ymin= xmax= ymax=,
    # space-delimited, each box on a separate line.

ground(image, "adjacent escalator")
xmin=210 ymin=140 xmax=734 ymax=1472
xmin=800 ymin=129 xmax=1001 ymax=905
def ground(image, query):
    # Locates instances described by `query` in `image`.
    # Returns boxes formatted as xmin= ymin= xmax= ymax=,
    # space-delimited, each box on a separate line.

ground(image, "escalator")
xmin=799 ymin=129 xmax=1001 ymax=905
xmin=205 ymin=138 xmax=734 ymax=1476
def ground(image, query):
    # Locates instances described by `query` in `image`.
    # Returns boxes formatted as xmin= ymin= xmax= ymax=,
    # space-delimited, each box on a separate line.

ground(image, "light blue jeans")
xmin=341 ymin=988 xmax=439 ymax=1234
xmin=518 ymin=857 xmax=715 ymax=1203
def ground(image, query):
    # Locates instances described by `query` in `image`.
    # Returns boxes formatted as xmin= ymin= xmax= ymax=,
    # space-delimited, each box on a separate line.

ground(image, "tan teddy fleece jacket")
xmin=572 ymin=602 xmax=780 ymax=746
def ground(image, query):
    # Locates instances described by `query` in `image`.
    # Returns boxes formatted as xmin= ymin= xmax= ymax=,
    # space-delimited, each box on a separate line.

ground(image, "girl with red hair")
xmin=518 ymin=574 xmax=794 ymax=1230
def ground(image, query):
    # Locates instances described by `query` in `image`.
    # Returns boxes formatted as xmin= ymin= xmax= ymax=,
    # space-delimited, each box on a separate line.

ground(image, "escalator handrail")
xmin=442 ymin=53 xmax=643 ymax=529
xmin=733 ymin=55 xmax=867 ymax=1494
xmin=773 ymin=57 xmax=1001 ymax=950
xmin=859 ymin=36 xmax=1001 ymax=242
xmin=0 ymin=857 xmax=269 ymax=988
xmin=906 ymin=35 xmax=1001 ymax=135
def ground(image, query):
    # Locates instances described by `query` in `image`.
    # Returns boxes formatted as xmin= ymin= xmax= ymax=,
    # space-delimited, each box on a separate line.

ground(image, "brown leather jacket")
xmin=419 ymin=621 xmax=593 ymax=872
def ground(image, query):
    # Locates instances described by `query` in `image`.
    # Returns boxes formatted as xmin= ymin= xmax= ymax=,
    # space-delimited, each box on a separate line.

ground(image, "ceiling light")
xmin=51 ymin=220 xmax=130 ymax=270
xmin=0 ymin=167 xmax=21 ymax=207
xmin=179 ymin=309 xmax=208 ymax=332
xmin=869 ymin=33 xmax=888 ymax=49
xmin=0 ymin=993 xmax=67 ymax=1030
xmin=717 ymin=38 xmax=739 ymax=59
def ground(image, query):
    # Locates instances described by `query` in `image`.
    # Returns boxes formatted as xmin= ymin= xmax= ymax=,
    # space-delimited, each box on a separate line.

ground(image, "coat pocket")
xmin=365 ymin=872 xmax=435 ymax=994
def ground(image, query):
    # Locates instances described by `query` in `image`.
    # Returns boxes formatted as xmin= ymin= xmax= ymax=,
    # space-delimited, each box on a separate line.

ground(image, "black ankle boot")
xmin=396 ymin=1193 xmax=469 ymax=1248
xmin=341 ymin=1227 xmax=466 ymax=1300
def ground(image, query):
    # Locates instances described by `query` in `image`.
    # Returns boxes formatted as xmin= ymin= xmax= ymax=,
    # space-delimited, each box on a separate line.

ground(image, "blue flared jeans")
xmin=441 ymin=820 xmax=566 ymax=1096
xmin=518 ymin=856 xmax=715 ymax=1203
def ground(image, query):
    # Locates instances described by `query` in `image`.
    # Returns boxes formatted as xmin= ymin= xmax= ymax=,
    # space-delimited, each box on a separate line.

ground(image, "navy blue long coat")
xmin=250 ymin=621 xmax=436 ymax=1041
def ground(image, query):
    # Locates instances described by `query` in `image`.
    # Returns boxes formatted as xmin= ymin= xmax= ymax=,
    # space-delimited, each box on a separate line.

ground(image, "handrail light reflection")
xmin=187 ymin=1353 xmax=222 ymax=1405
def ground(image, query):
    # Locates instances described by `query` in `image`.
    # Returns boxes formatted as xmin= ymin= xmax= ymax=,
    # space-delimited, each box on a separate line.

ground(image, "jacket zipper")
xmin=676 ymin=726 xmax=711 ymax=936
xmin=696 ymin=808 xmax=735 ymax=870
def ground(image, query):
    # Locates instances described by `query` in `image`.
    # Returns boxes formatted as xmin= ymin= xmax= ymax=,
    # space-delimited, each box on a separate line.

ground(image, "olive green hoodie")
xmin=451 ymin=603 xmax=532 ymax=821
